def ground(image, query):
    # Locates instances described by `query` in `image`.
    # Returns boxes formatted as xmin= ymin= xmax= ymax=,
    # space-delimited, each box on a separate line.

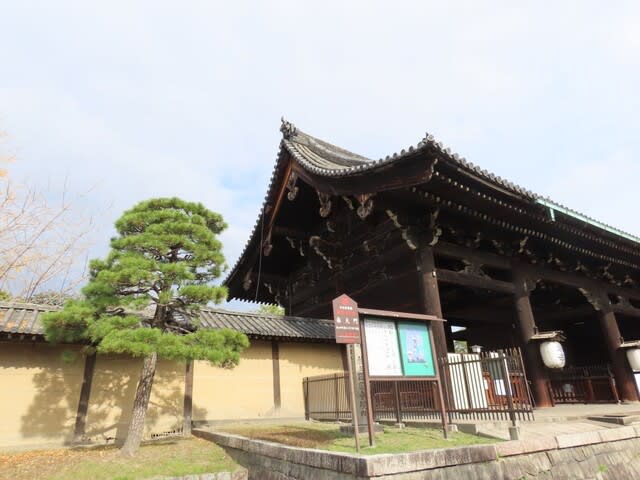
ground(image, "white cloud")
xmin=540 ymin=151 xmax=640 ymax=237
xmin=1 ymin=1 xmax=640 ymax=310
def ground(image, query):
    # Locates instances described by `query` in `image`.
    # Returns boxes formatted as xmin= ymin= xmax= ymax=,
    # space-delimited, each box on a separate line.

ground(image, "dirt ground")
xmin=0 ymin=437 xmax=236 ymax=480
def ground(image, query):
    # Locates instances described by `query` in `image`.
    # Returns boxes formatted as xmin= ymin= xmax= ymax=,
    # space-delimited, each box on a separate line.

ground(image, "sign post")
xmin=332 ymin=294 xmax=362 ymax=452
xmin=333 ymin=297 xmax=449 ymax=446
xmin=358 ymin=307 xmax=449 ymax=439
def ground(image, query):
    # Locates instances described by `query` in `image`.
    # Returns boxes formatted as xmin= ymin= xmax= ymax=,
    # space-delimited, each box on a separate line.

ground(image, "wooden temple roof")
xmin=225 ymin=119 xmax=640 ymax=305
xmin=281 ymin=120 xmax=536 ymax=197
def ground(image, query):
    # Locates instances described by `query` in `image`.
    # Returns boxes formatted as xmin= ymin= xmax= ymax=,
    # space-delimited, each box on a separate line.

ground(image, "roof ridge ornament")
xmin=280 ymin=117 xmax=297 ymax=139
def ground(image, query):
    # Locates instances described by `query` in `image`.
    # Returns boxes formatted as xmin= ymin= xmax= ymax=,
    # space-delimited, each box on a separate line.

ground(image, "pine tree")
xmin=42 ymin=198 xmax=249 ymax=456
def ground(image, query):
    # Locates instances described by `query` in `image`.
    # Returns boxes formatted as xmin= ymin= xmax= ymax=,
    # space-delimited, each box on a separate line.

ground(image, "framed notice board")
xmin=398 ymin=321 xmax=435 ymax=376
xmin=363 ymin=317 xmax=436 ymax=377
xmin=363 ymin=318 xmax=403 ymax=376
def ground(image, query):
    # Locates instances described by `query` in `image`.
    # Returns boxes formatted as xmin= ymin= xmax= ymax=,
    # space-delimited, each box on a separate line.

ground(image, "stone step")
xmin=588 ymin=414 xmax=640 ymax=425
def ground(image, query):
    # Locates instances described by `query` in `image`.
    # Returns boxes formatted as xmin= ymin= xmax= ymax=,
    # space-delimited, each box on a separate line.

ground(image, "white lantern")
xmin=540 ymin=341 xmax=565 ymax=369
xmin=626 ymin=348 xmax=640 ymax=372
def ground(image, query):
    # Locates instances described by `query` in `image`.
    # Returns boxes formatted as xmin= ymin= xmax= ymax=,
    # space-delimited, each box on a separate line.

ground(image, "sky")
xmin=1 ymin=1 xmax=640 ymax=310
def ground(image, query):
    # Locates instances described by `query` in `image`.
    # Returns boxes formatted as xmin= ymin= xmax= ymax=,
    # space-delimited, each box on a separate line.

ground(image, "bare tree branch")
xmin=0 ymin=130 xmax=98 ymax=300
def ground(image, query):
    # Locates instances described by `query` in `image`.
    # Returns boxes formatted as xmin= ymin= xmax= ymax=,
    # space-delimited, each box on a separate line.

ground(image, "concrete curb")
xmin=194 ymin=429 xmax=499 ymax=476
xmin=146 ymin=470 xmax=247 ymax=480
xmin=195 ymin=423 xmax=640 ymax=477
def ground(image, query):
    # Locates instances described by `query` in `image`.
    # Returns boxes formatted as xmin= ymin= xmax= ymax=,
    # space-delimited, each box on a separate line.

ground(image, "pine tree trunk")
xmin=120 ymin=352 xmax=158 ymax=456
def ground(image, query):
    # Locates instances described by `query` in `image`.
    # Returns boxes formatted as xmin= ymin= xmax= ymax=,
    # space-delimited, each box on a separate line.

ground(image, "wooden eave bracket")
xmin=530 ymin=330 xmax=566 ymax=342
xmin=357 ymin=307 xmax=446 ymax=322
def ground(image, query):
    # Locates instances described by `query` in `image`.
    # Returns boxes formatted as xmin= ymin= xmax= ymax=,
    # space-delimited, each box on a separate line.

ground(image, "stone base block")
xmin=339 ymin=423 xmax=384 ymax=434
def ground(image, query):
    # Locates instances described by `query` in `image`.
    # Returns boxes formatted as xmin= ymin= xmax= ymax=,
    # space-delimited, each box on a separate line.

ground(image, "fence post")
xmin=334 ymin=374 xmax=340 ymax=421
xmin=608 ymin=365 xmax=620 ymax=403
xmin=303 ymin=378 xmax=309 ymax=420
xmin=460 ymin=355 xmax=474 ymax=411
xmin=393 ymin=381 xmax=402 ymax=425
xmin=514 ymin=347 xmax=535 ymax=412
xmin=439 ymin=356 xmax=453 ymax=424
xmin=498 ymin=351 xmax=517 ymax=431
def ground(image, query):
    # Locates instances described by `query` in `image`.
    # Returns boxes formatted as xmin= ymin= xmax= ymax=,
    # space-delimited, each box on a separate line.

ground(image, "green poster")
xmin=398 ymin=322 xmax=435 ymax=376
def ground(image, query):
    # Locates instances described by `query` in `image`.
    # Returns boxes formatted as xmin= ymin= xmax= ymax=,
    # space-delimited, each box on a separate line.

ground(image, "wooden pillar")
xmin=512 ymin=277 xmax=552 ymax=408
xmin=416 ymin=245 xmax=448 ymax=358
xmin=444 ymin=322 xmax=455 ymax=353
xmin=73 ymin=352 xmax=97 ymax=443
xmin=272 ymin=341 xmax=282 ymax=410
xmin=598 ymin=309 xmax=639 ymax=402
xmin=183 ymin=360 xmax=194 ymax=435
xmin=341 ymin=346 xmax=349 ymax=372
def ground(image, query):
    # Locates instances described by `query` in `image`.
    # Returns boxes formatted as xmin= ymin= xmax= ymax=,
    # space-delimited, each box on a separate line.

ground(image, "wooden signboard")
xmin=332 ymin=294 xmax=362 ymax=451
xmin=332 ymin=294 xmax=361 ymax=344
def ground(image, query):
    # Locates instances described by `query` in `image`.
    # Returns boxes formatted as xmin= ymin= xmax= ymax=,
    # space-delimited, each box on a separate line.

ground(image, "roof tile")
xmin=0 ymin=303 xmax=335 ymax=342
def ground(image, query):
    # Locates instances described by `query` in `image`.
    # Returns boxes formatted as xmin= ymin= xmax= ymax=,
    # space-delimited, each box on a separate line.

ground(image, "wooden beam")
xmin=272 ymin=225 xmax=312 ymax=239
xmin=612 ymin=304 xmax=640 ymax=319
xmin=435 ymin=241 xmax=511 ymax=269
xmin=272 ymin=341 xmax=281 ymax=410
xmin=73 ymin=352 xmax=97 ymax=443
xmin=358 ymin=308 xmax=444 ymax=322
xmin=293 ymin=269 xmax=417 ymax=317
xmin=183 ymin=360 xmax=194 ymax=435
xmin=435 ymin=241 xmax=640 ymax=302
xmin=436 ymin=268 xmax=515 ymax=293
xmin=524 ymin=264 xmax=640 ymax=303
xmin=536 ymin=305 xmax=596 ymax=322
xmin=443 ymin=308 xmax=514 ymax=323
xmin=289 ymin=240 xmax=411 ymax=307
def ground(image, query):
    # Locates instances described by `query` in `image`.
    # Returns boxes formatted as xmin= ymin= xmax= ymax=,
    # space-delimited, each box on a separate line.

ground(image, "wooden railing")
xmin=440 ymin=348 xmax=535 ymax=422
xmin=545 ymin=365 xmax=619 ymax=405
xmin=369 ymin=378 xmax=441 ymax=422
xmin=303 ymin=348 xmax=534 ymax=423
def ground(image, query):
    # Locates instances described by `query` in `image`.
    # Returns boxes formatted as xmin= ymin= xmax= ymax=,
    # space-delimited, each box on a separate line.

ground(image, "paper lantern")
xmin=626 ymin=348 xmax=640 ymax=372
xmin=540 ymin=341 xmax=565 ymax=369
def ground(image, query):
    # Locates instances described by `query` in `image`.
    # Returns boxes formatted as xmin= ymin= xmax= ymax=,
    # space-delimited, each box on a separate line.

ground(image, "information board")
xmin=363 ymin=318 xmax=402 ymax=376
xmin=398 ymin=321 xmax=435 ymax=376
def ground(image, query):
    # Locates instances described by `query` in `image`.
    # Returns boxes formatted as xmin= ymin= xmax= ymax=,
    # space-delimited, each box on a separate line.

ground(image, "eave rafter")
xmin=429 ymin=169 xmax=640 ymax=261
xmin=411 ymin=185 xmax=640 ymax=275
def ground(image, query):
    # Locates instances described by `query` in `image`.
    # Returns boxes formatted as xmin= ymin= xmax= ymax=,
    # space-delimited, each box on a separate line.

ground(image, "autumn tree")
xmin=0 ymin=130 xmax=93 ymax=299
xmin=43 ymin=198 xmax=249 ymax=456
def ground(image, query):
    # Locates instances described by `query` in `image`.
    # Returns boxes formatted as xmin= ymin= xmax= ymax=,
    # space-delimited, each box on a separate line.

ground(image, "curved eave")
xmin=224 ymin=120 xmax=640 ymax=300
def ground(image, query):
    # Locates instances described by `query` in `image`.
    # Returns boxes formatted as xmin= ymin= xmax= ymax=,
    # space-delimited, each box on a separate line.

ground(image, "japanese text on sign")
xmin=332 ymin=294 xmax=361 ymax=344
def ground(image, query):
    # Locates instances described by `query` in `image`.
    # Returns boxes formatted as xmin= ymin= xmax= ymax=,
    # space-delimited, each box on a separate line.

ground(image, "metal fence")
xmin=440 ymin=348 xmax=534 ymax=422
xmin=370 ymin=378 xmax=441 ymax=422
xmin=302 ymin=373 xmax=351 ymax=421
xmin=546 ymin=364 xmax=619 ymax=405
xmin=303 ymin=347 xmax=534 ymax=424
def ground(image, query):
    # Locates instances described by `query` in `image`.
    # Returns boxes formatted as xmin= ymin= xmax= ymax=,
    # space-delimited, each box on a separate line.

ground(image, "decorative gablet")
xmin=280 ymin=117 xmax=297 ymax=139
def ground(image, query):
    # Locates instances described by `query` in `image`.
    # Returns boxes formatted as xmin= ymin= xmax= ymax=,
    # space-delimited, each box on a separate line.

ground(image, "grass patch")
xmin=0 ymin=437 xmax=239 ymax=480
xmin=219 ymin=422 xmax=497 ymax=455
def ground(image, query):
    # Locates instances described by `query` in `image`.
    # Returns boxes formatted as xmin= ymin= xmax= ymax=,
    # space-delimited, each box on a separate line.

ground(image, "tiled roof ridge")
xmin=224 ymin=118 xmax=640 ymax=292
xmin=200 ymin=306 xmax=332 ymax=323
xmin=0 ymin=303 xmax=336 ymax=340
xmin=536 ymin=197 xmax=640 ymax=244
xmin=282 ymin=119 xmax=539 ymax=199
xmin=0 ymin=301 xmax=60 ymax=311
